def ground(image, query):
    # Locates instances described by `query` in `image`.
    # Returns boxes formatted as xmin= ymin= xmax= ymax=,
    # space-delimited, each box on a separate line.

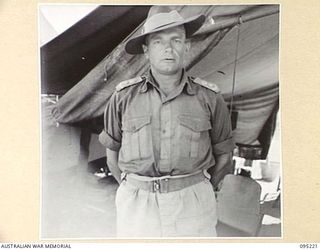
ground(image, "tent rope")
xmin=229 ymin=16 xmax=243 ymax=116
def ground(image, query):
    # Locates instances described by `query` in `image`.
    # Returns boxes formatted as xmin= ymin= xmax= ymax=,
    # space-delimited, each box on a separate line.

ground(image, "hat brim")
xmin=125 ymin=14 xmax=206 ymax=55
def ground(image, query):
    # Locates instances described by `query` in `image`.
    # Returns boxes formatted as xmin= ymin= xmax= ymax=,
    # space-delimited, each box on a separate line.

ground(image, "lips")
xmin=163 ymin=58 xmax=175 ymax=62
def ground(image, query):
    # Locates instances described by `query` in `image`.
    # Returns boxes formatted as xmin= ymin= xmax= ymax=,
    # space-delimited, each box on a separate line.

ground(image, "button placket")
xmin=159 ymin=103 xmax=172 ymax=171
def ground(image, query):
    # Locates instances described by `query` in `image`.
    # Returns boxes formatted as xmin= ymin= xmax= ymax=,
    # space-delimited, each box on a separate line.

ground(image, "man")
xmin=99 ymin=6 xmax=235 ymax=237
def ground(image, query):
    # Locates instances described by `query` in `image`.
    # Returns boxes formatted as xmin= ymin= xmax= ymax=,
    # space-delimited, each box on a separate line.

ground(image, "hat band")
xmin=143 ymin=10 xmax=184 ymax=34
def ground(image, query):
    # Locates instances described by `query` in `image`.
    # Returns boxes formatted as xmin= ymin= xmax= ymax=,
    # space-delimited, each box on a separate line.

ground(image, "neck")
xmin=151 ymin=69 xmax=183 ymax=91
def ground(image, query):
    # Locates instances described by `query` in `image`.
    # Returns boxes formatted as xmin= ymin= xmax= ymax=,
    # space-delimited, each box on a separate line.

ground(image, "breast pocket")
xmin=177 ymin=115 xmax=212 ymax=158
xmin=121 ymin=116 xmax=152 ymax=161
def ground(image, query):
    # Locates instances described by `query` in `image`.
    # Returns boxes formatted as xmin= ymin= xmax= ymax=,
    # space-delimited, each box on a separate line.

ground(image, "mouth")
xmin=163 ymin=58 xmax=175 ymax=62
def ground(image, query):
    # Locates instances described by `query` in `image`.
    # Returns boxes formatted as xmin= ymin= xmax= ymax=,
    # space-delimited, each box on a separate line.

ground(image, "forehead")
xmin=146 ymin=25 xmax=186 ymax=40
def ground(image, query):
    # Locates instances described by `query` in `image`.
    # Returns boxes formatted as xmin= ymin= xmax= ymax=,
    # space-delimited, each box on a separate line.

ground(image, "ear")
xmin=142 ymin=44 xmax=149 ymax=59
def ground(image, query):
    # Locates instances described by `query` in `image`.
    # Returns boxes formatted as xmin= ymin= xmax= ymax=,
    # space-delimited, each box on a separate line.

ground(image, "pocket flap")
xmin=178 ymin=115 xmax=211 ymax=132
xmin=122 ymin=116 xmax=151 ymax=132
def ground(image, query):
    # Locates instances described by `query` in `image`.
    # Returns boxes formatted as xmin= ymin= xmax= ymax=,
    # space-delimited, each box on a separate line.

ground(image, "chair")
xmin=216 ymin=174 xmax=263 ymax=236
xmin=216 ymin=144 xmax=264 ymax=237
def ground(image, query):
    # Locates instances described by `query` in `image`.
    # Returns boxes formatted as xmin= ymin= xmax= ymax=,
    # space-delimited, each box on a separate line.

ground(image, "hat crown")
xmin=146 ymin=5 xmax=177 ymax=18
xmin=125 ymin=6 xmax=206 ymax=54
xmin=143 ymin=8 xmax=185 ymax=34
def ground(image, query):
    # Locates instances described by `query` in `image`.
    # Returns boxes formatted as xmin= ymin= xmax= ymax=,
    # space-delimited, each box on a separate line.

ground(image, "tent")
xmin=41 ymin=4 xmax=279 ymax=172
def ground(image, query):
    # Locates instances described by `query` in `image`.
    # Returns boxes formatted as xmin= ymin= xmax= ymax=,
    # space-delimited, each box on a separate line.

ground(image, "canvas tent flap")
xmin=41 ymin=5 xmax=151 ymax=94
xmin=190 ymin=7 xmax=279 ymax=94
xmin=188 ymin=11 xmax=279 ymax=145
xmin=47 ymin=5 xmax=279 ymax=148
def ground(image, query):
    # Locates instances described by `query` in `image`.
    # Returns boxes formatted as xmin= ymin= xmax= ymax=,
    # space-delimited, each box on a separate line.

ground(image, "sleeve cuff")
xmin=98 ymin=130 xmax=121 ymax=151
xmin=212 ymin=137 xmax=235 ymax=155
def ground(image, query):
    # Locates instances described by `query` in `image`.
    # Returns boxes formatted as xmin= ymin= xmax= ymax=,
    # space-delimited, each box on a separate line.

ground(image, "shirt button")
xmin=162 ymin=130 xmax=166 ymax=134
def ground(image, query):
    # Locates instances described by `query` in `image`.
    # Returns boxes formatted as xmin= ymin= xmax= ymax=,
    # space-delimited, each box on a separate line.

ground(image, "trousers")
xmin=115 ymin=178 xmax=217 ymax=237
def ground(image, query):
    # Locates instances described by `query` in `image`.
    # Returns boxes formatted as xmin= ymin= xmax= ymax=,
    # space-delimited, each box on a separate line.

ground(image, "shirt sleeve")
xmin=98 ymin=92 xmax=122 ymax=151
xmin=210 ymin=93 xmax=235 ymax=155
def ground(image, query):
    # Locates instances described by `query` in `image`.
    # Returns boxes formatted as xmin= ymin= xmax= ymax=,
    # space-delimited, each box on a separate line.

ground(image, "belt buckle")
xmin=153 ymin=180 xmax=160 ymax=192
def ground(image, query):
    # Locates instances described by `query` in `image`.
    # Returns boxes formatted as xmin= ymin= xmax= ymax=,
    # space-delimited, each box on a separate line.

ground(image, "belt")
xmin=122 ymin=170 xmax=209 ymax=193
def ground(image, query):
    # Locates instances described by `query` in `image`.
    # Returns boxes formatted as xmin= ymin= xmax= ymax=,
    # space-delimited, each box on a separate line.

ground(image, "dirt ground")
xmin=41 ymin=166 xmax=118 ymax=238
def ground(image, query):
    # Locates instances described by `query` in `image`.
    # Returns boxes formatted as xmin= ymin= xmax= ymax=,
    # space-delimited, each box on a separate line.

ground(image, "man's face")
xmin=142 ymin=26 xmax=190 ymax=76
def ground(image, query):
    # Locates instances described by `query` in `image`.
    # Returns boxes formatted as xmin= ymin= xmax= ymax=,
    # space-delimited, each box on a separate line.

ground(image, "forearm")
xmin=106 ymin=149 xmax=122 ymax=184
xmin=208 ymin=152 xmax=233 ymax=190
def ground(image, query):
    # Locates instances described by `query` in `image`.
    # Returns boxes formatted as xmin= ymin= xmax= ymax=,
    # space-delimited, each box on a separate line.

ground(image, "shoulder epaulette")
xmin=116 ymin=76 xmax=144 ymax=92
xmin=193 ymin=77 xmax=220 ymax=93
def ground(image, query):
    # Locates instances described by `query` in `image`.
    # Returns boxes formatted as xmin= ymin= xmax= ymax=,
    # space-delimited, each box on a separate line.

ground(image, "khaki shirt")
xmin=99 ymin=70 xmax=235 ymax=177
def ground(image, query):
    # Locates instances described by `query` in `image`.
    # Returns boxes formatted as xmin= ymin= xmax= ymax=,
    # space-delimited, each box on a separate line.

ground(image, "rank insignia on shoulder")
xmin=116 ymin=76 xmax=144 ymax=92
xmin=193 ymin=77 xmax=220 ymax=93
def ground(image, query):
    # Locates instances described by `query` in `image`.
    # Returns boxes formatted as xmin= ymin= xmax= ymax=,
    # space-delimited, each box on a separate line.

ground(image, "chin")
xmin=161 ymin=70 xmax=179 ymax=75
xmin=159 ymin=67 xmax=180 ymax=75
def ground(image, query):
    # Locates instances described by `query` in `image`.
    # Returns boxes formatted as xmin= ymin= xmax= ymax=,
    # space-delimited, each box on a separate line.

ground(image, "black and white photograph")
xmin=39 ymin=4 xmax=281 ymax=239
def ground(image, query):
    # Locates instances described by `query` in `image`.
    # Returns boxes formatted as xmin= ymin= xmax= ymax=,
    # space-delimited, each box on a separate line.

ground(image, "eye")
xmin=152 ymin=40 xmax=161 ymax=45
xmin=174 ymin=39 xmax=182 ymax=43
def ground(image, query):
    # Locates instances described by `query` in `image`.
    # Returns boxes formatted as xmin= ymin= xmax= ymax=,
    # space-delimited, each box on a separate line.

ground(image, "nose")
xmin=164 ymin=40 xmax=173 ymax=52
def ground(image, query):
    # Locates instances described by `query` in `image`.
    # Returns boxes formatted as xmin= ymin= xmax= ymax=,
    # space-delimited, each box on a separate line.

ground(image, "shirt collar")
xmin=139 ymin=69 xmax=196 ymax=95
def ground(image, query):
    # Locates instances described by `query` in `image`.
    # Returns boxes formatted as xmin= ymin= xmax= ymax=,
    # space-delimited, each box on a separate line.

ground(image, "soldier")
xmin=99 ymin=6 xmax=235 ymax=237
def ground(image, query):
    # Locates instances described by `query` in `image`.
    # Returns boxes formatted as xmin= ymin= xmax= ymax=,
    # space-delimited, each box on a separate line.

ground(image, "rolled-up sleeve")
xmin=210 ymin=93 xmax=235 ymax=155
xmin=98 ymin=92 xmax=122 ymax=151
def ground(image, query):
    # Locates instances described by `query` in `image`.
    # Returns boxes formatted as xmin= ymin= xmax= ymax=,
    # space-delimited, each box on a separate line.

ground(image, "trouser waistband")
xmin=122 ymin=170 xmax=210 ymax=193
